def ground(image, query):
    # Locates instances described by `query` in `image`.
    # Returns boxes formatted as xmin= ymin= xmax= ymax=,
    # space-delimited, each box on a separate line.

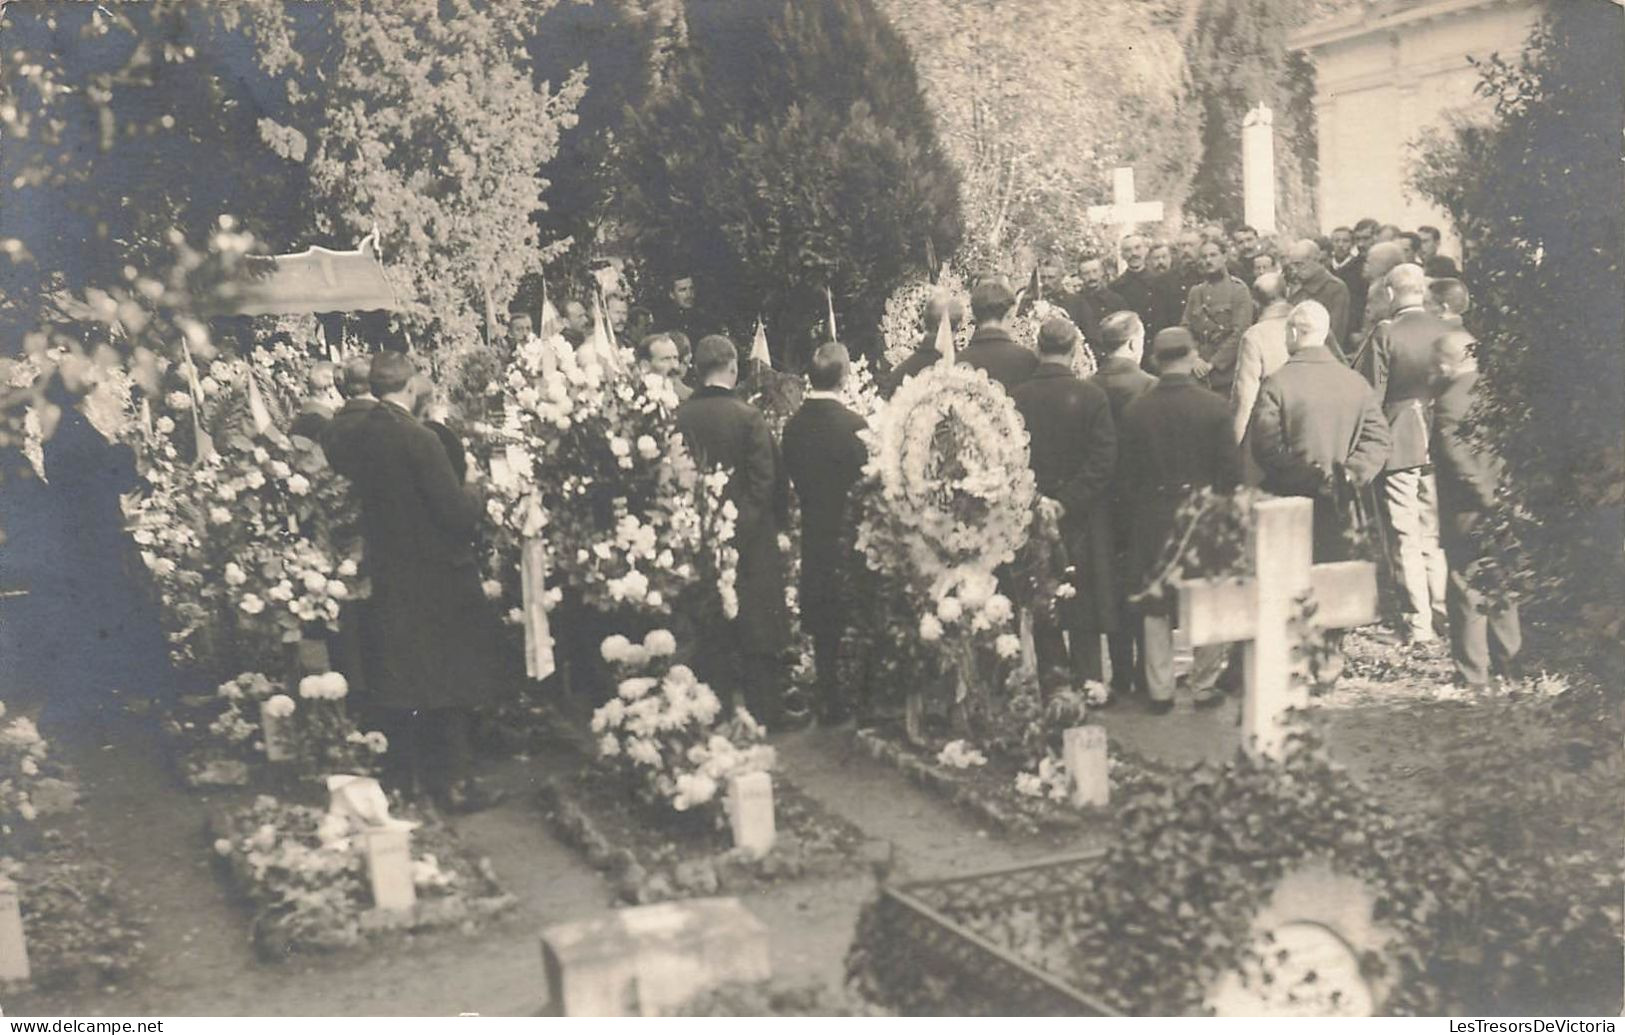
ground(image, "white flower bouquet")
xmin=590 ymin=630 xmax=775 ymax=821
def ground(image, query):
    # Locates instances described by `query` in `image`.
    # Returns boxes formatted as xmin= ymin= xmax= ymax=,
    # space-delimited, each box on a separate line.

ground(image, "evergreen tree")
xmin=616 ymin=0 xmax=961 ymax=364
xmin=1410 ymin=2 xmax=1625 ymax=670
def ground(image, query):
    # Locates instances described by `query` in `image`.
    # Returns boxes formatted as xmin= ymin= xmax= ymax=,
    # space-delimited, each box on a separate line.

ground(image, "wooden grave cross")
xmin=1086 ymin=167 xmax=1164 ymax=247
xmin=1178 ymin=496 xmax=1377 ymax=759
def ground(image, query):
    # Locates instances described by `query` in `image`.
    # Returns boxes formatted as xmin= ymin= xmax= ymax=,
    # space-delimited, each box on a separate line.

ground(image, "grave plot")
xmin=206 ymin=778 xmax=515 ymax=960
xmin=0 ymin=703 xmax=144 ymax=994
xmin=848 ymin=733 xmax=1623 ymax=1016
xmin=538 ymin=630 xmax=870 ymax=905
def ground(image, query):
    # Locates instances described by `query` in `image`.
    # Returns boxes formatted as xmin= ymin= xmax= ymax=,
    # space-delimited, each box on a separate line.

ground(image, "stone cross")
xmin=1243 ymin=104 xmax=1278 ymax=235
xmin=0 ymin=876 xmax=29 ymax=983
xmin=1179 ymin=496 xmax=1377 ymax=758
xmin=1087 ymin=167 xmax=1165 ymax=248
xmin=540 ymin=897 xmax=771 ymax=1016
xmin=726 ymin=772 xmax=775 ymax=859
xmin=1062 ymin=726 xmax=1109 ymax=808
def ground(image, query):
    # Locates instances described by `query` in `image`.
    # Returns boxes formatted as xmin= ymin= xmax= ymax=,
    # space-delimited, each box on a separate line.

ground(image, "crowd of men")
xmin=289 ymin=217 xmax=1519 ymax=802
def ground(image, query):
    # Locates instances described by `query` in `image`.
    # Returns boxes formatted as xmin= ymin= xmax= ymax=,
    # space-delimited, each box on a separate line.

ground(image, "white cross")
xmin=1178 ymin=496 xmax=1378 ymax=758
xmin=1087 ymin=167 xmax=1165 ymax=245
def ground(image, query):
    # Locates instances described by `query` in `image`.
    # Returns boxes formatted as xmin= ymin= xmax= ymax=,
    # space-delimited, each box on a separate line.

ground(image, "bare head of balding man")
xmin=1384 ymin=263 xmax=1428 ymax=308
xmin=1253 ymin=271 xmax=1286 ymax=306
xmin=1286 ymin=300 xmax=1331 ymax=353
xmin=1364 ymin=240 xmax=1404 ymax=282
xmin=1432 ymin=327 xmax=1478 ymax=385
xmin=1285 ymin=239 xmax=1323 ymax=283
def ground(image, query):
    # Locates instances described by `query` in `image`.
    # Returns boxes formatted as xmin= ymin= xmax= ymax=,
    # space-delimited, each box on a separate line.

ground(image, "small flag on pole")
xmin=825 ymin=285 xmax=838 ymax=342
xmin=588 ymin=292 xmax=621 ymax=372
xmin=245 ymin=362 xmax=274 ymax=436
xmin=180 ymin=345 xmax=214 ymax=462
xmin=316 ymin=318 xmax=336 ymax=364
xmin=934 ymin=296 xmax=956 ymax=366
xmin=749 ymin=315 xmax=772 ymax=368
xmin=539 ymin=282 xmax=562 ymax=340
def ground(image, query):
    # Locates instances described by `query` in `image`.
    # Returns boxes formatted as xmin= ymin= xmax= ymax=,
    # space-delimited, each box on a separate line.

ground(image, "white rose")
xmin=600 ymin=635 xmax=633 ymax=663
xmin=239 ymin=594 xmax=265 ymax=615
xmin=298 ymin=674 xmax=324 ymax=699
xmin=223 ymin=562 xmax=247 ymax=586
xmin=286 ymin=474 xmax=310 ymax=496
xmin=995 ymin=633 xmax=1022 ymax=659
xmin=268 ymin=581 xmax=294 ymax=602
xmin=303 ymin=572 xmax=328 ymax=594
xmin=326 ymin=579 xmax=348 ymax=599
xmin=198 ymin=376 xmax=220 ymax=396
xmin=338 ymin=558 xmax=358 ymax=578
xmin=636 ymin=435 xmax=659 ymax=460
xmin=252 ymin=447 xmax=270 ymax=464
xmin=609 ymin=436 xmax=631 ymax=458
xmin=645 ymin=591 xmax=664 ymax=609
xmin=150 ymin=557 xmax=177 ymax=577
xmin=937 ymin=596 xmax=963 ymax=622
xmin=244 ymin=469 xmax=265 ymax=489
xmin=165 ymin=391 xmax=192 ymax=411
xmin=919 ymin=614 xmax=943 ymax=642
xmin=269 ymin=460 xmax=291 ymax=479
xmin=262 ymin=693 xmax=296 ymax=718
xmin=481 ymin=579 xmax=503 ymax=600
xmin=983 ymin=594 xmax=1014 ymax=626
xmin=155 ymin=416 xmax=176 ymax=434
xmin=321 ymin=672 xmax=348 ymax=699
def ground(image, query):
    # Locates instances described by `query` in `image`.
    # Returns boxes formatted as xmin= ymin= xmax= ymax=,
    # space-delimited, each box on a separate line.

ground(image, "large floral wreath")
xmin=879 ymin=267 xmax=973 ymax=369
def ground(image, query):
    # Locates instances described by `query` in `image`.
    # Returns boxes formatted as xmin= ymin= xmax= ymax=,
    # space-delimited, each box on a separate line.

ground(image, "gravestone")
xmin=1242 ymin=104 xmax=1278 ymax=235
xmin=361 ymin=825 xmax=417 ymax=914
xmin=540 ymin=897 xmax=771 ymax=1016
xmin=1207 ymin=862 xmax=1395 ymax=1016
xmin=1062 ymin=725 xmax=1109 ymax=808
xmin=258 ymin=699 xmax=295 ymax=762
xmin=726 ymin=772 xmax=775 ymax=859
xmin=1179 ymin=496 xmax=1377 ymax=758
xmin=0 ymin=877 xmax=28 ymax=983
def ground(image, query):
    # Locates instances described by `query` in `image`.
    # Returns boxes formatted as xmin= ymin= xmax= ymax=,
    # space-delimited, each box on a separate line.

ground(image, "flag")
xmin=749 ymin=315 xmax=771 ymax=368
xmin=180 ymin=345 xmax=214 ymax=462
xmin=245 ymin=362 xmax=274 ymax=436
xmin=934 ymin=295 xmax=956 ymax=366
xmin=539 ymin=282 xmax=562 ymax=340
xmin=588 ymin=291 xmax=621 ymax=372
xmin=316 ymin=318 xmax=336 ymax=363
xmin=825 ymin=285 xmax=838 ymax=342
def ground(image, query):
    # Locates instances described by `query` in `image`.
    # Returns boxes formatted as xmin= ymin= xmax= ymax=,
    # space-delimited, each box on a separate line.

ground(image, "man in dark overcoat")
xmin=1250 ymin=301 xmax=1391 ymax=563
xmin=959 ymin=278 xmax=1038 ymax=394
xmin=1284 ymin=239 xmax=1353 ymax=360
xmin=320 ymin=354 xmax=379 ymax=702
xmin=676 ymin=335 xmax=790 ymax=728
xmin=1011 ymin=318 xmax=1118 ymax=690
xmin=781 ymin=343 xmax=869 ymax=725
xmin=1088 ymin=311 xmax=1158 ymax=698
xmin=345 ymin=352 xmax=503 ymax=811
xmin=1118 ymin=328 xmax=1242 ymax=711
xmin=1430 ymin=329 xmax=1522 ymax=688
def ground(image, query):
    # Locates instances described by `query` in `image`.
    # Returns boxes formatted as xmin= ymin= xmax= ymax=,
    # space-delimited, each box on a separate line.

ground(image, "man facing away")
xmin=1430 ymin=328 xmax=1522 ymax=689
xmin=1363 ymin=263 xmax=1450 ymax=643
xmin=1089 ymin=311 xmax=1158 ymax=699
xmin=781 ymin=343 xmax=869 ymax=725
xmin=1118 ymin=328 xmax=1242 ymax=712
xmin=1183 ymin=237 xmax=1254 ymax=396
xmin=345 ymin=353 xmax=502 ymax=811
xmin=960 ymin=277 xmax=1038 ymax=394
xmin=1350 ymin=240 xmax=1406 ymax=371
xmin=676 ymin=335 xmax=790 ymax=728
xmin=1231 ymin=272 xmax=1293 ymax=460
xmin=321 ymin=355 xmax=378 ymax=473
xmin=1011 ymin=318 xmax=1119 ymax=692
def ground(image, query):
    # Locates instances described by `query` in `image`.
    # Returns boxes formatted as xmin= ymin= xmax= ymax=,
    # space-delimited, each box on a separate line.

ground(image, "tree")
xmin=1410 ymin=2 xmax=1625 ymax=671
xmin=616 ymin=0 xmax=961 ymax=364
xmin=251 ymin=0 xmax=587 ymax=348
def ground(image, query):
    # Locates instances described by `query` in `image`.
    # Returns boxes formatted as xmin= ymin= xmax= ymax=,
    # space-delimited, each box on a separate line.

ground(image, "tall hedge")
xmin=616 ymin=0 xmax=962 ymax=365
xmin=1410 ymin=2 xmax=1624 ymax=674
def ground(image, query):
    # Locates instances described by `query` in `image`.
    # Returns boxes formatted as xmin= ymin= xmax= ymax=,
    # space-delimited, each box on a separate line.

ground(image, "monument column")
xmin=1242 ymin=104 xmax=1277 ymax=236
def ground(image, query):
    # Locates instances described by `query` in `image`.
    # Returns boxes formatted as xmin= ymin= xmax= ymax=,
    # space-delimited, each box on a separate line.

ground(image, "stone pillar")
xmin=1243 ymin=104 xmax=1277 ymax=236
xmin=0 ymin=877 xmax=30 ymax=983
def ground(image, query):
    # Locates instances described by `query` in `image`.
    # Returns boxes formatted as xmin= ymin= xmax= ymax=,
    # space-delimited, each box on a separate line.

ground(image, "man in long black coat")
xmin=321 ymin=354 xmax=379 ymax=701
xmin=1431 ymin=329 xmax=1522 ymax=688
xmin=677 ymin=335 xmax=790 ymax=728
xmin=1118 ymin=329 xmax=1242 ymax=711
xmin=960 ymin=278 xmax=1037 ymax=394
xmin=1088 ymin=312 xmax=1158 ymax=698
xmin=782 ymin=343 xmax=869 ymax=725
xmin=344 ymin=353 xmax=502 ymax=811
xmin=1011 ymin=319 xmax=1118 ymax=689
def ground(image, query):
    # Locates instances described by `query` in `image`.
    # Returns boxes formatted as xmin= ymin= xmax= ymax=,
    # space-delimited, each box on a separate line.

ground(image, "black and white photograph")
xmin=0 ymin=0 xmax=1619 ymax=1020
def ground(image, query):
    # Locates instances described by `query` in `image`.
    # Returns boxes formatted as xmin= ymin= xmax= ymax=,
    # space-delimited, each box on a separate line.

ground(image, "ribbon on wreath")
xmin=514 ymin=469 xmax=554 ymax=682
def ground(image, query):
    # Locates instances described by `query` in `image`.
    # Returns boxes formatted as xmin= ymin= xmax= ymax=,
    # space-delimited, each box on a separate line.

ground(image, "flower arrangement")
xmin=126 ymin=412 xmax=366 ymax=674
xmin=0 ymin=702 xmax=75 ymax=835
xmin=591 ymin=630 xmax=775 ymax=821
xmin=1022 ymin=299 xmax=1098 ymax=380
xmin=880 ymin=268 xmax=972 ymax=369
xmin=474 ymin=332 xmax=739 ymax=624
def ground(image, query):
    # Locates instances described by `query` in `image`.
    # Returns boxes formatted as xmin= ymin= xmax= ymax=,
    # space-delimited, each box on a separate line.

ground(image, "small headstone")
xmin=540 ymin=897 xmax=771 ymax=1016
xmin=0 ymin=877 xmax=30 ymax=983
xmin=259 ymin=699 xmax=294 ymax=762
xmin=727 ymin=771 xmax=775 ymax=859
xmin=1062 ymin=725 xmax=1109 ymax=808
xmin=361 ymin=825 xmax=417 ymax=914
xmin=1206 ymin=862 xmax=1395 ymax=1017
